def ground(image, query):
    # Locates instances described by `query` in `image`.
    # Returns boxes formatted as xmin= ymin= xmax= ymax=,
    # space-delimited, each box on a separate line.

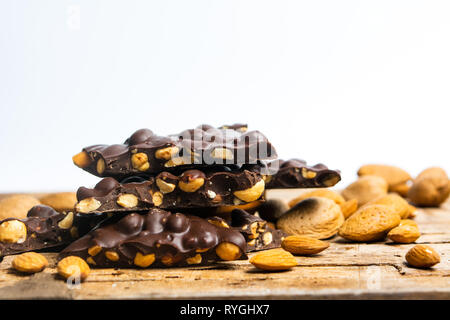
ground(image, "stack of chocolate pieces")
xmin=0 ymin=124 xmax=341 ymax=269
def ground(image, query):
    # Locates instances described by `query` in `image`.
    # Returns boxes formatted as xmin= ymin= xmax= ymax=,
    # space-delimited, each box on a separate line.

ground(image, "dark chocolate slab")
xmin=73 ymin=124 xmax=277 ymax=179
xmin=75 ymin=168 xmax=265 ymax=214
xmin=59 ymin=209 xmax=247 ymax=268
xmin=207 ymin=209 xmax=286 ymax=252
xmin=0 ymin=205 xmax=105 ymax=257
xmin=251 ymin=159 xmax=341 ymax=189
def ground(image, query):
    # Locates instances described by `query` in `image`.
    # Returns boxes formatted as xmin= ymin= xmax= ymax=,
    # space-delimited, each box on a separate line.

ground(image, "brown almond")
xmin=12 ymin=252 xmax=48 ymax=273
xmin=366 ymin=193 xmax=412 ymax=219
xmin=57 ymin=256 xmax=90 ymax=281
xmin=0 ymin=195 xmax=41 ymax=220
xmin=408 ymin=167 xmax=450 ymax=207
xmin=341 ymin=176 xmax=388 ymax=206
xmin=405 ymin=244 xmax=440 ymax=268
xmin=249 ymin=249 xmax=297 ymax=271
xmin=288 ymin=189 xmax=345 ymax=208
xmin=387 ymin=225 xmax=420 ymax=243
xmin=277 ymin=197 xmax=344 ymax=239
xmin=281 ymin=236 xmax=329 ymax=255
xmin=338 ymin=204 xmax=400 ymax=242
xmin=358 ymin=164 xmax=411 ymax=188
xmin=39 ymin=192 xmax=77 ymax=212
xmin=399 ymin=219 xmax=418 ymax=228
xmin=389 ymin=182 xmax=411 ymax=197
xmin=340 ymin=199 xmax=358 ymax=219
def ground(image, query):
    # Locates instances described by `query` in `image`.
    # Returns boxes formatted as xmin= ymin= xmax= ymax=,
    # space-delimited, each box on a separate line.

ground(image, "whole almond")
xmin=57 ymin=256 xmax=90 ymax=281
xmin=12 ymin=252 xmax=48 ymax=273
xmin=405 ymin=244 xmax=440 ymax=268
xmin=358 ymin=164 xmax=411 ymax=188
xmin=0 ymin=195 xmax=41 ymax=220
xmin=249 ymin=249 xmax=298 ymax=271
xmin=39 ymin=192 xmax=77 ymax=212
xmin=288 ymin=189 xmax=345 ymax=208
xmin=408 ymin=167 xmax=450 ymax=207
xmin=387 ymin=225 xmax=420 ymax=243
xmin=340 ymin=199 xmax=358 ymax=219
xmin=277 ymin=197 xmax=344 ymax=239
xmin=342 ymin=176 xmax=388 ymax=206
xmin=389 ymin=182 xmax=411 ymax=197
xmin=281 ymin=236 xmax=329 ymax=255
xmin=399 ymin=219 xmax=418 ymax=228
xmin=338 ymin=204 xmax=400 ymax=242
xmin=367 ymin=193 xmax=412 ymax=219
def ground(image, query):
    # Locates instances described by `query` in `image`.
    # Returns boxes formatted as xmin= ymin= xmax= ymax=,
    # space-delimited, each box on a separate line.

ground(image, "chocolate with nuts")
xmin=75 ymin=168 xmax=265 ymax=214
xmin=254 ymin=159 xmax=341 ymax=189
xmin=0 ymin=205 xmax=105 ymax=257
xmin=59 ymin=209 xmax=247 ymax=268
xmin=72 ymin=124 xmax=277 ymax=179
xmin=207 ymin=209 xmax=286 ymax=252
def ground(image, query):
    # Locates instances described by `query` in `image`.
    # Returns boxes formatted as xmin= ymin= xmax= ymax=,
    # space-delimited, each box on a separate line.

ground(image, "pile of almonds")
xmin=2 ymin=165 xmax=448 ymax=276
xmin=249 ymin=165 xmax=449 ymax=271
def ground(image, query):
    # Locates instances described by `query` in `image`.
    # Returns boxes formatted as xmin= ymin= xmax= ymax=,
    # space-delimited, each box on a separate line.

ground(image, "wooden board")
xmin=0 ymin=190 xmax=449 ymax=300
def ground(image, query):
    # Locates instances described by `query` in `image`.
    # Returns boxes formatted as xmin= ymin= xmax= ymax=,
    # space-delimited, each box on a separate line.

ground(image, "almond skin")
xmin=57 ymin=256 xmax=90 ymax=281
xmin=277 ymin=197 xmax=344 ymax=239
xmin=358 ymin=164 xmax=411 ymax=188
xmin=366 ymin=193 xmax=412 ymax=219
xmin=342 ymin=175 xmax=388 ymax=206
xmin=387 ymin=225 xmax=420 ymax=243
xmin=0 ymin=195 xmax=41 ymax=220
xmin=406 ymin=244 xmax=440 ymax=268
xmin=340 ymin=199 xmax=358 ymax=219
xmin=408 ymin=167 xmax=450 ymax=207
xmin=249 ymin=249 xmax=298 ymax=271
xmin=39 ymin=192 xmax=77 ymax=212
xmin=338 ymin=204 xmax=400 ymax=242
xmin=12 ymin=252 xmax=48 ymax=273
xmin=281 ymin=236 xmax=329 ymax=255
xmin=288 ymin=189 xmax=345 ymax=208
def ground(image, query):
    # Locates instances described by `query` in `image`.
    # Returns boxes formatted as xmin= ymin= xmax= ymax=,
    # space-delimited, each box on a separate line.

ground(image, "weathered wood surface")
xmin=0 ymin=191 xmax=449 ymax=300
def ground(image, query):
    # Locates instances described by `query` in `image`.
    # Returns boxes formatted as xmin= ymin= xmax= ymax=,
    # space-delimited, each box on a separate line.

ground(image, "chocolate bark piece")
xmin=207 ymin=209 xmax=286 ymax=252
xmin=59 ymin=209 xmax=247 ymax=268
xmin=72 ymin=124 xmax=277 ymax=179
xmin=0 ymin=205 xmax=105 ymax=257
xmin=252 ymin=159 xmax=341 ymax=189
xmin=75 ymin=168 xmax=265 ymax=215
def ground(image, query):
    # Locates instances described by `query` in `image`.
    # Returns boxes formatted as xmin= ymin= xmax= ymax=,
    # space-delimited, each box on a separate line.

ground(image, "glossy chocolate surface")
xmin=76 ymin=124 xmax=276 ymax=178
xmin=75 ymin=168 xmax=264 ymax=214
xmin=59 ymin=209 xmax=247 ymax=268
xmin=0 ymin=205 xmax=104 ymax=257
xmin=254 ymin=159 xmax=341 ymax=189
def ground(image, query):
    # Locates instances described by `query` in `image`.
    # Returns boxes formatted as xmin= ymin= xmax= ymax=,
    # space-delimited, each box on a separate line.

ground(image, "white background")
xmin=1 ymin=0 xmax=449 ymax=192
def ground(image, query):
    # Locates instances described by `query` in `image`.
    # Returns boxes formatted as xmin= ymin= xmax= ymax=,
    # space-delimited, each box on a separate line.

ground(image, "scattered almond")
xmin=399 ymin=219 xmax=418 ymax=228
xmin=12 ymin=252 xmax=48 ymax=273
xmin=367 ymin=193 xmax=412 ymax=219
xmin=288 ymin=189 xmax=345 ymax=208
xmin=249 ymin=249 xmax=298 ymax=271
xmin=338 ymin=204 xmax=400 ymax=242
xmin=388 ymin=225 xmax=420 ymax=243
xmin=0 ymin=195 xmax=41 ymax=220
xmin=357 ymin=164 xmax=411 ymax=189
xmin=340 ymin=199 xmax=358 ymax=219
xmin=39 ymin=192 xmax=77 ymax=212
xmin=277 ymin=197 xmax=344 ymax=239
xmin=405 ymin=244 xmax=440 ymax=268
xmin=389 ymin=182 xmax=411 ymax=197
xmin=57 ymin=256 xmax=90 ymax=281
xmin=408 ymin=167 xmax=450 ymax=207
xmin=281 ymin=236 xmax=329 ymax=255
xmin=341 ymin=175 xmax=388 ymax=206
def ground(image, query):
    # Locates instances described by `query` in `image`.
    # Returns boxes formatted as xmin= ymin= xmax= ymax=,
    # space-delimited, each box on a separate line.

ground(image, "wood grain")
xmin=0 ymin=191 xmax=449 ymax=299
